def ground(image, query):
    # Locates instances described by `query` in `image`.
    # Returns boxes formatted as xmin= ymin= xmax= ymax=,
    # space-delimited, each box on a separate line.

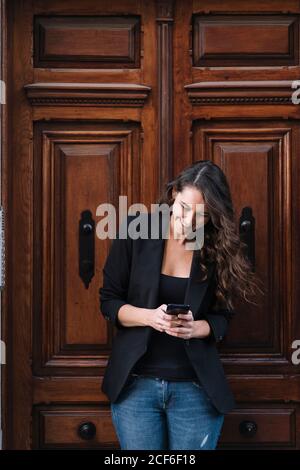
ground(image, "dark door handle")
xmin=79 ymin=210 xmax=95 ymax=288
xmin=239 ymin=420 xmax=258 ymax=438
xmin=77 ymin=421 xmax=97 ymax=440
xmin=239 ymin=207 xmax=255 ymax=271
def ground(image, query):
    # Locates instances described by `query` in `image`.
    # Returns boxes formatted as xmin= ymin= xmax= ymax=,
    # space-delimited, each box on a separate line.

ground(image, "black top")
xmin=131 ymin=272 xmax=199 ymax=381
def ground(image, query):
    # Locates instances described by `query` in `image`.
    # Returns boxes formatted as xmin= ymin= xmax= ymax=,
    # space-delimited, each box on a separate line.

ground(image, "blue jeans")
xmin=110 ymin=374 xmax=225 ymax=450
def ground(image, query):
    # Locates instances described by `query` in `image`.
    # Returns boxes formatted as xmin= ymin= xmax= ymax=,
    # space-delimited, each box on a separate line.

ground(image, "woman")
xmin=99 ymin=160 xmax=263 ymax=450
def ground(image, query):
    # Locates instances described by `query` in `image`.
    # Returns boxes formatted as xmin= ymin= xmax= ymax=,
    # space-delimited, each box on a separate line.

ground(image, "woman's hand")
xmin=164 ymin=310 xmax=211 ymax=339
xmin=147 ymin=304 xmax=182 ymax=333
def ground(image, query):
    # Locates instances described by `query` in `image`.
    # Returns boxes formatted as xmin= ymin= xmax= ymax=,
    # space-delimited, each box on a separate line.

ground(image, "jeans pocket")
xmin=191 ymin=381 xmax=212 ymax=402
xmin=191 ymin=381 xmax=203 ymax=389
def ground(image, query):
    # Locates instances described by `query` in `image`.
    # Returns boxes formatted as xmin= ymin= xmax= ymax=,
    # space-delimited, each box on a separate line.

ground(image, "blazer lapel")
xmin=184 ymin=251 xmax=216 ymax=320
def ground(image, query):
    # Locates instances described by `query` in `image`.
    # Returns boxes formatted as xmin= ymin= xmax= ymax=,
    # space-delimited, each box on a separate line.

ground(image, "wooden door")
xmin=173 ymin=0 xmax=300 ymax=449
xmin=2 ymin=0 xmax=300 ymax=449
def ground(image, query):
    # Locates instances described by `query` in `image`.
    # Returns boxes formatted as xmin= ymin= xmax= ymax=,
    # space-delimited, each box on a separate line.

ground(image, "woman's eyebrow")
xmin=180 ymin=200 xmax=190 ymax=207
xmin=181 ymin=201 xmax=208 ymax=213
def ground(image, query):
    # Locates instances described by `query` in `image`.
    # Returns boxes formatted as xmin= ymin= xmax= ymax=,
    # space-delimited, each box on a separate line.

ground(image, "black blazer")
xmin=99 ymin=210 xmax=236 ymax=414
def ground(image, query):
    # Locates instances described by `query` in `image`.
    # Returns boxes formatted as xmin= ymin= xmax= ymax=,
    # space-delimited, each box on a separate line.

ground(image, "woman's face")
xmin=171 ymin=186 xmax=210 ymax=240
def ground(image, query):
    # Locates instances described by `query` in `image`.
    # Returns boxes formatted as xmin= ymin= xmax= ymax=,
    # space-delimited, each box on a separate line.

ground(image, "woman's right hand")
xmin=146 ymin=304 xmax=179 ymax=333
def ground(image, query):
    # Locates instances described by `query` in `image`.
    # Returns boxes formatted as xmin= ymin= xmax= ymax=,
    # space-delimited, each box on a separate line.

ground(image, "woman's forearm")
xmin=117 ymin=303 xmax=151 ymax=327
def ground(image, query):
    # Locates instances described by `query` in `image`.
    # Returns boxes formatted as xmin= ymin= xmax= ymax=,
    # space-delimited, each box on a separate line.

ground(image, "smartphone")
xmin=166 ymin=303 xmax=190 ymax=316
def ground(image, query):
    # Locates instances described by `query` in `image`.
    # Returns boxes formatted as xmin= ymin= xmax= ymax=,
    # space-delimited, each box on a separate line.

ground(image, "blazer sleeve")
xmin=202 ymin=308 xmax=235 ymax=343
xmin=99 ymin=215 xmax=133 ymax=330
xmin=202 ymin=273 xmax=235 ymax=343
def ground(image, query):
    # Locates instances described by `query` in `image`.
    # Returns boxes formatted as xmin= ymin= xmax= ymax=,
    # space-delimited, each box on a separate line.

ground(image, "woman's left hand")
xmin=164 ymin=310 xmax=211 ymax=339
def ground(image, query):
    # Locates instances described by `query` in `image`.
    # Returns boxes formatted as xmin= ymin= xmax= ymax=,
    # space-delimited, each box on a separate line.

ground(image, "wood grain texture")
xmin=34 ymin=15 xmax=141 ymax=68
xmin=156 ymin=0 xmax=174 ymax=195
xmin=184 ymin=80 xmax=295 ymax=105
xmin=192 ymin=14 xmax=299 ymax=67
xmin=25 ymin=82 xmax=151 ymax=107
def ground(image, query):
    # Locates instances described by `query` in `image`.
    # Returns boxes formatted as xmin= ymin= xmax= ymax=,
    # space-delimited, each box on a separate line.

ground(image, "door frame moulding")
xmin=1 ymin=0 xmax=10 ymax=451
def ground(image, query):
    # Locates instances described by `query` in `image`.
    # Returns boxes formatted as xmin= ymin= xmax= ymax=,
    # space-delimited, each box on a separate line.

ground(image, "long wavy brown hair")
xmin=156 ymin=160 xmax=265 ymax=313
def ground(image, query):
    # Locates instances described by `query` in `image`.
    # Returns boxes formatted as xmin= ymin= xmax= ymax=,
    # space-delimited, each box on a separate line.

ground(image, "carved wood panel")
xmin=32 ymin=121 xmax=141 ymax=375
